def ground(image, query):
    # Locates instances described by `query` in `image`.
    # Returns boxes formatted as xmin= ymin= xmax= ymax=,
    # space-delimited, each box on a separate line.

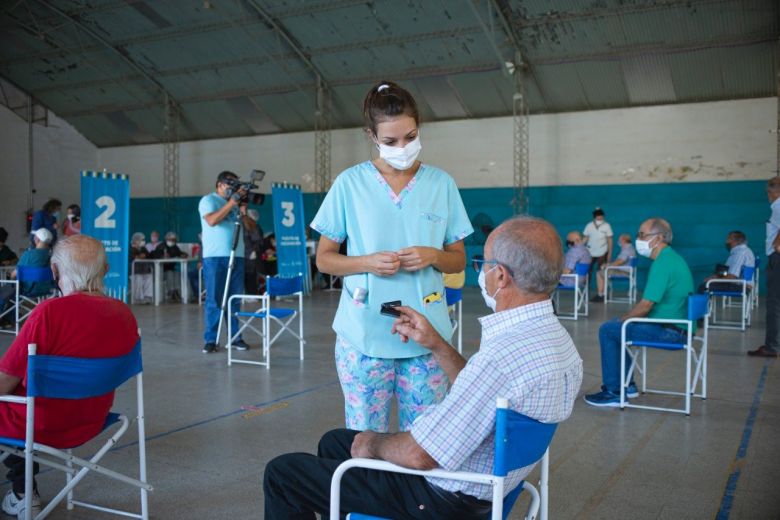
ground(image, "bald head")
xmin=487 ymin=216 xmax=564 ymax=295
xmin=640 ymin=218 xmax=673 ymax=244
xmin=566 ymin=231 xmax=582 ymax=245
xmin=619 ymin=233 xmax=632 ymax=244
xmin=51 ymin=235 xmax=108 ymax=295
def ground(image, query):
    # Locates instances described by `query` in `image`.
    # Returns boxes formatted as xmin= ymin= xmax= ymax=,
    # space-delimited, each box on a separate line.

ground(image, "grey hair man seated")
xmin=263 ymin=216 xmax=583 ymax=519
xmin=0 ymin=235 xmax=139 ymax=519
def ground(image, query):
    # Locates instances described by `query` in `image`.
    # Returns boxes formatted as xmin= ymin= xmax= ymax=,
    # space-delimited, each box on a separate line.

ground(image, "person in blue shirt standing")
xmin=30 ymin=199 xmax=61 ymax=248
xmin=311 ymin=80 xmax=474 ymax=432
xmin=198 ymin=171 xmax=257 ymax=354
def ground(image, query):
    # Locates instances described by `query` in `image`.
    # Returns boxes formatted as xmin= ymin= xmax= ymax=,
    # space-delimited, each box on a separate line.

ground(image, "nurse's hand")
xmin=397 ymin=246 xmax=438 ymax=271
xmin=391 ymin=306 xmax=447 ymax=352
xmin=364 ymin=251 xmax=400 ymax=276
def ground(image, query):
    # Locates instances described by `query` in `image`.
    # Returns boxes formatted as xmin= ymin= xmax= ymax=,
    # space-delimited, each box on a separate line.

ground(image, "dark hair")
xmin=0 ymin=227 xmax=7 ymax=243
xmin=216 ymin=170 xmax=238 ymax=188
xmin=362 ymin=80 xmax=419 ymax=135
xmin=593 ymin=207 xmax=605 ymax=217
xmin=729 ymin=230 xmax=746 ymax=244
xmin=67 ymin=204 xmax=80 ymax=217
xmin=43 ymin=198 xmax=62 ymax=213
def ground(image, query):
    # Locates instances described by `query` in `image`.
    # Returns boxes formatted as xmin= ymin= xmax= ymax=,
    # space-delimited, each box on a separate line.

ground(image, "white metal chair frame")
xmin=0 ymin=341 xmax=150 ymax=520
xmin=227 ymin=275 xmax=305 ymax=369
xmin=620 ymin=312 xmax=708 ymax=416
xmin=555 ymin=264 xmax=589 ymax=320
xmin=706 ymin=268 xmax=754 ymax=331
xmin=0 ymin=269 xmax=55 ymax=336
xmin=330 ymin=399 xmax=552 ymax=520
xmin=604 ymin=259 xmax=638 ymax=305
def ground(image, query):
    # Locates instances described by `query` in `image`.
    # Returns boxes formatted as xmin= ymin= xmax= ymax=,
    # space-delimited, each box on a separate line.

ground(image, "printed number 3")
xmin=95 ymin=195 xmax=117 ymax=229
xmin=281 ymin=201 xmax=295 ymax=227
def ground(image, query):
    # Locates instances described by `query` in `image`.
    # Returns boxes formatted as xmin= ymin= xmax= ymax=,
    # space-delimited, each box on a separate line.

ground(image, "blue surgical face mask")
xmin=52 ymin=211 xmax=60 ymax=219
xmin=478 ymin=265 xmax=500 ymax=312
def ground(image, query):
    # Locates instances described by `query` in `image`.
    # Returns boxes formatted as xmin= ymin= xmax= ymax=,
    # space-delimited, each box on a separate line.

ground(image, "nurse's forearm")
xmin=316 ymin=251 xmax=369 ymax=276
xmin=432 ymin=249 xmax=466 ymax=274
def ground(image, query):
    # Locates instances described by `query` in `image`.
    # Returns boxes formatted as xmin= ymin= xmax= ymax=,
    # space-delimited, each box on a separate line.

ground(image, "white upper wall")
xmin=97 ymin=96 xmax=775 ymax=197
xmin=0 ymin=104 xmax=97 ymax=252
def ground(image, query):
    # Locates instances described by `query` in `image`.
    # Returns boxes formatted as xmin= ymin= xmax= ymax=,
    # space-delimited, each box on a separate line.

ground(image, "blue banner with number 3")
xmin=271 ymin=183 xmax=309 ymax=292
xmin=80 ymin=171 xmax=130 ymax=301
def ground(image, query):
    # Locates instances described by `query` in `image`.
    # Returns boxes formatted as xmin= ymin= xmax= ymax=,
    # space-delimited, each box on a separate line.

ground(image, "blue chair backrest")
xmin=687 ymin=294 xmax=708 ymax=321
xmin=629 ymin=257 xmax=639 ymax=268
xmin=574 ymin=263 xmax=590 ymax=277
xmin=16 ymin=266 xmax=53 ymax=283
xmin=494 ymin=408 xmax=557 ymax=477
xmin=27 ymin=340 xmax=142 ymax=399
xmin=741 ymin=266 xmax=755 ymax=282
xmin=444 ymin=287 xmax=462 ymax=305
xmin=267 ymin=275 xmax=303 ymax=297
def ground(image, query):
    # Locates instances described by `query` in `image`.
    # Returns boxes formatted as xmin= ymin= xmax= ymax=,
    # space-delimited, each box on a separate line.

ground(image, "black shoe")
xmin=202 ymin=342 xmax=217 ymax=354
xmin=591 ymin=295 xmax=604 ymax=303
xmin=233 ymin=340 xmax=250 ymax=351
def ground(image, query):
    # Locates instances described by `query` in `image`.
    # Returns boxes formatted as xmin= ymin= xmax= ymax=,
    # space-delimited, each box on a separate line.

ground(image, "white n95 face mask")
xmin=378 ymin=137 xmax=421 ymax=170
xmin=635 ymin=239 xmax=653 ymax=258
xmin=478 ymin=266 xmax=500 ymax=312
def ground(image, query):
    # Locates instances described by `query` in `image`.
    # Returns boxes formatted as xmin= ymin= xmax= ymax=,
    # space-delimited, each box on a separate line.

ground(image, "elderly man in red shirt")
xmin=0 ymin=235 xmax=138 ymax=519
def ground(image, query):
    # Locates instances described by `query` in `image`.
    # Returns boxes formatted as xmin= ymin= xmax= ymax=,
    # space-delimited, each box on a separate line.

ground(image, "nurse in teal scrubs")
xmin=311 ymin=81 xmax=474 ymax=432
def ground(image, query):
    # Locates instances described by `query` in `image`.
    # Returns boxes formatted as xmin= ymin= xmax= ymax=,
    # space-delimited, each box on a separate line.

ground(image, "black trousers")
xmin=697 ymin=280 xmax=745 ymax=294
xmin=263 ymin=429 xmax=492 ymax=520
xmin=766 ymin=253 xmax=780 ymax=352
xmin=4 ymin=455 xmax=39 ymax=495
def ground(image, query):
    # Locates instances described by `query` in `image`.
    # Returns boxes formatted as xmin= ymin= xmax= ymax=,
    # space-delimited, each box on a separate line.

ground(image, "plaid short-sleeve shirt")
xmin=410 ymin=300 xmax=583 ymax=501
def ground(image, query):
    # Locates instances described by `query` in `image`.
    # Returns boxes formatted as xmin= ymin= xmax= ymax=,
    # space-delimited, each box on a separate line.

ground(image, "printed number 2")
xmin=95 ymin=195 xmax=117 ymax=229
xmin=281 ymin=201 xmax=295 ymax=227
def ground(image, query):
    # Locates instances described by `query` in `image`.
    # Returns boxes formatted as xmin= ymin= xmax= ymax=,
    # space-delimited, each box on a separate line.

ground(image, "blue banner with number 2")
xmin=80 ymin=170 xmax=130 ymax=301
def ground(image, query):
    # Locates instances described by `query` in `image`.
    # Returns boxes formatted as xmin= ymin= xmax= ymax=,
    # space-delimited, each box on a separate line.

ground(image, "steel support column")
xmin=314 ymin=77 xmax=332 ymax=197
xmin=512 ymin=52 xmax=530 ymax=215
xmin=163 ymin=94 xmax=180 ymax=233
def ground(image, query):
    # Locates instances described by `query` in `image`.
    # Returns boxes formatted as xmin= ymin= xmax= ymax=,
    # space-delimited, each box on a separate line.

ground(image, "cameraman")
xmin=198 ymin=171 xmax=257 ymax=354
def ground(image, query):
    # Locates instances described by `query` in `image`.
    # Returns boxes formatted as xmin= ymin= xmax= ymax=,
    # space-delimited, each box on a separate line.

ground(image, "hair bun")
xmin=377 ymin=84 xmax=390 ymax=92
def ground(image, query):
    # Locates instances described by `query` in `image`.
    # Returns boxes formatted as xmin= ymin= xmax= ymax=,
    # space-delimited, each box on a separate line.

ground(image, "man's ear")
xmin=497 ymin=265 xmax=512 ymax=288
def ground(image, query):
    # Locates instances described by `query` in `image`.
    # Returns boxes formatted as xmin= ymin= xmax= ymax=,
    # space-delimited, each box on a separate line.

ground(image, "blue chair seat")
xmin=627 ymin=340 xmax=686 ymax=351
xmin=234 ymin=309 xmax=295 ymax=319
xmin=444 ymin=287 xmax=462 ymax=305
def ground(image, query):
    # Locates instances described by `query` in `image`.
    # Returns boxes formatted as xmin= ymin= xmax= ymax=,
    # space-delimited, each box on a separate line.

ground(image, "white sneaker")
xmin=2 ymin=489 xmax=42 ymax=519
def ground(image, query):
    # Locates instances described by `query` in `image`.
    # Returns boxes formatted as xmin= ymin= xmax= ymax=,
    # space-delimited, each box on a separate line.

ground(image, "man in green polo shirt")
xmin=585 ymin=217 xmax=694 ymax=407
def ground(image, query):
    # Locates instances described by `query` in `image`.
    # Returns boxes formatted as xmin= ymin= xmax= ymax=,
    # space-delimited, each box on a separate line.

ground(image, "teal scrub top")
xmin=311 ymin=161 xmax=474 ymax=359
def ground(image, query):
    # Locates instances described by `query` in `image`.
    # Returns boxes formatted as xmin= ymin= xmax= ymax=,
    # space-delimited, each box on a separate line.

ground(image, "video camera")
xmin=225 ymin=169 xmax=266 ymax=205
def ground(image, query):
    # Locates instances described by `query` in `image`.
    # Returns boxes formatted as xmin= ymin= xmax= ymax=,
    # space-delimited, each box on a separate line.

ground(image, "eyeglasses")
xmin=470 ymin=255 xmax=513 ymax=275
xmin=636 ymin=231 xmax=660 ymax=240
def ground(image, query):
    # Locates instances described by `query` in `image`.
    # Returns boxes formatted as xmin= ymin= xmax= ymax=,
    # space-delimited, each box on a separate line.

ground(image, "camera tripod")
xmin=215 ymin=218 xmax=242 ymax=347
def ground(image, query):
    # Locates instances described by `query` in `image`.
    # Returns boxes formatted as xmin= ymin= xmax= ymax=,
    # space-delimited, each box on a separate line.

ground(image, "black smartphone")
xmin=380 ymin=301 xmax=402 ymax=318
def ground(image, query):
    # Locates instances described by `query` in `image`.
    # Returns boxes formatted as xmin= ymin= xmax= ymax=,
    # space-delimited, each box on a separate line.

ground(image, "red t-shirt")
xmin=0 ymin=293 xmax=138 ymax=448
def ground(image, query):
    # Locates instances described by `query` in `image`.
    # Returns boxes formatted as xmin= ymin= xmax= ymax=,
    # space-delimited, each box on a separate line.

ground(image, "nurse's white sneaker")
xmin=2 ymin=489 xmax=42 ymax=519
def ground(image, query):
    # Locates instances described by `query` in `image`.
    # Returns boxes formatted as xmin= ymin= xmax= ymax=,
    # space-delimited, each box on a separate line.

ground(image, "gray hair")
xmin=165 ymin=231 xmax=177 ymax=241
xmin=132 ymin=232 xmax=145 ymax=244
xmin=51 ymin=235 xmax=107 ymax=295
xmin=646 ymin=218 xmax=673 ymax=244
xmin=491 ymin=216 xmax=564 ymax=295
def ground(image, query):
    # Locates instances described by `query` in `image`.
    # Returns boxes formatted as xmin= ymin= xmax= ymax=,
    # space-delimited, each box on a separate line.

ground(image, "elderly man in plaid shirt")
xmin=263 ymin=216 xmax=583 ymax=519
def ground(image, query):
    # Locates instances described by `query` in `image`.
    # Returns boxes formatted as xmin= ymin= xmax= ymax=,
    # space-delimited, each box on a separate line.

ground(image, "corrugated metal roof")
xmin=0 ymin=0 xmax=776 ymax=146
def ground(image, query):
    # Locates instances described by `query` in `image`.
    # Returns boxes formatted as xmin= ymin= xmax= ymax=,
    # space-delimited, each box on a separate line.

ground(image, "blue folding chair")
xmin=620 ymin=294 xmax=709 ymax=415
xmin=0 ymin=339 xmax=150 ymax=519
xmin=706 ymin=266 xmax=754 ymax=331
xmin=555 ymin=262 xmax=589 ymax=320
xmin=0 ymin=266 xmax=55 ymax=336
xmin=228 ymin=274 xmax=305 ymax=369
xmin=444 ymin=287 xmax=463 ymax=354
xmin=330 ymin=398 xmax=558 ymax=520
xmin=605 ymin=257 xmax=638 ymax=305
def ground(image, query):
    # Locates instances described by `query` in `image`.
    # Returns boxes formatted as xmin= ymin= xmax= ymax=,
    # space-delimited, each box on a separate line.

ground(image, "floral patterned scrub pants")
xmin=335 ymin=337 xmax=449 ymax=432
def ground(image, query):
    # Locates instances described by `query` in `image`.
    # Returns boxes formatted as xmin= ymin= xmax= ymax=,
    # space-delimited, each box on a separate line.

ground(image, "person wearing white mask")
xmin=152 ymin=231 xmax=188 ymax=301
xmin=263 ymin=217 xmax=582 ymax=519
xmin=129 ymin=232 xmax=153 ymax=304
xmin=585 ymin=218 xmax=694 ymax=407
xmin=583 ymin=207 xmax=614 ymax=282
xmin=311 ymin=80 xmax=474 ymax=433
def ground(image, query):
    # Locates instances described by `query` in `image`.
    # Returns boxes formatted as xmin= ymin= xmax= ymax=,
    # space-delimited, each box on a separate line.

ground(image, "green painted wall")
xmin=131 ymin=180 xmax=766 ymax=293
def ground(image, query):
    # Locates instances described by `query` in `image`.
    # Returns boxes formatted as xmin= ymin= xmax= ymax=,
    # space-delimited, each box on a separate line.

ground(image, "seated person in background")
xmin=152 ymin=231 xmax=188 ymax=301
xmin=697 ymin=231 xmax=755 ymax=294
xmin=0 ymin=229 xmax=54 ymax=327
xmin=129 ymin=232 xmax=153 ymax=304
xmin=585 ymin=218 xmax=694 ymax=407
xmin=187 ymin=233 xmax=203 ymax=303
xmin=62 ymin=204 xmax=81 ymax=237
xmin=0 ymin=228 xmax=18 ymax=267
xmin=442 ymin=269 xmax=465 ymax=325
xmin=592 ymin=234 xmax=636 ymax=302
xmin=559 ymin=231 xmax=591 ymax=286
xmin=263 ymin=216 xmax=583 ymax=519
xmin=0 ymin=235 xmax=139 ymax=519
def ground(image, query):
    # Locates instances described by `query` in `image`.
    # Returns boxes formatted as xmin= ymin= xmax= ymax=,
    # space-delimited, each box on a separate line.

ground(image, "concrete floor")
xmin=0 ymin=288 xmax=777 ymax=519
